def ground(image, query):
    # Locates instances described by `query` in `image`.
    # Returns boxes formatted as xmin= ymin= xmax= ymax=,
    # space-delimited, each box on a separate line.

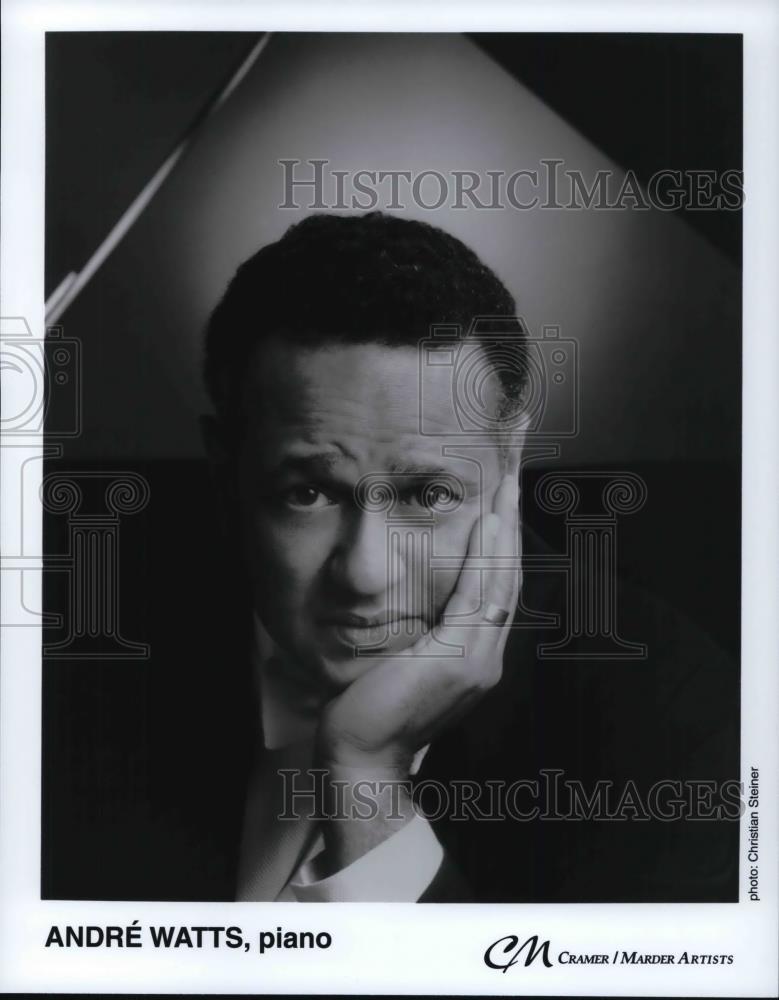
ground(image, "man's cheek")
xmin=245 ymin=520 xmax=333 ymax=597
xmin=432 ymin=511 xmax=477 ymax=557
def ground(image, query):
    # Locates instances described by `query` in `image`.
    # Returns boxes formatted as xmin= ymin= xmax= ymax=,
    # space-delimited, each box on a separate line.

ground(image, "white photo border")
xmin=1 ymin=0 xmax=777 ymax=996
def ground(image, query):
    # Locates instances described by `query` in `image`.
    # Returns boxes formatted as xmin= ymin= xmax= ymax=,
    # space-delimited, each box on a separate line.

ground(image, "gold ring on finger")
xmin=481 ymin=602 xmax=510 ymax=626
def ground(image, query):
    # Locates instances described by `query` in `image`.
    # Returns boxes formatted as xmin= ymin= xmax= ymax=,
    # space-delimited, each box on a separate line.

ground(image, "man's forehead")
xmin=237 ymin=340 xmax=503 ymax=479
xmin=245 ymin=432 xmax=483 ymax=483
xmin=241 ymin=338 xmax=474 ymax=434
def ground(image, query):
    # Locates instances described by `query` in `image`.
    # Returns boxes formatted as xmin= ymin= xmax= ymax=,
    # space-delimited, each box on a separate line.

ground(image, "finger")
xmin=489 ymin=472 xmax=521 ymax=611
xmin=495 ymin=476 xmax=522 ymax=656
xmin=496 ymin=554 xmax=521 ymax=656
xmin=444 ymin=511 xmax=499 ymax=621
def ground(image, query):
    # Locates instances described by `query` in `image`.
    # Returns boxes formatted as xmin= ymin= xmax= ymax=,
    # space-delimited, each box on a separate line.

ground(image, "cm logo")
xmin=484 ymin=934 xmax=553 ymax=972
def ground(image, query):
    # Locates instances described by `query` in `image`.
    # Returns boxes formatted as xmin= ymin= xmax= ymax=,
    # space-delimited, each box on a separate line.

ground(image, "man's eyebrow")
xmin=385 ymin=462 xmax=453 ymax=476
xmin=268 ymin=453 xmax=477 ymax=482
xmin=269 ymin=451 xmax=351 ymax=475
xmin=384 ymin=461 xmax=482 ymax=482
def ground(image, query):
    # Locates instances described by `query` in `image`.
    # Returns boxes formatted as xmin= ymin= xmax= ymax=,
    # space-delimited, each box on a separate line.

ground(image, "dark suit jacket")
xmin=41 ymin=464 xmax=740 ymax=903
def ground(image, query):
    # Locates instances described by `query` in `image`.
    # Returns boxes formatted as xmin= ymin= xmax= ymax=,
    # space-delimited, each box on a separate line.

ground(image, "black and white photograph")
xmin=1 ymin=1 xmax=777 ymax=996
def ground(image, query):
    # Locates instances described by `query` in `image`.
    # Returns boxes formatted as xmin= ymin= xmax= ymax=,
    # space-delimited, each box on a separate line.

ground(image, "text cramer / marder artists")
xmin=484 ymin=935 xmax=734 ymax=971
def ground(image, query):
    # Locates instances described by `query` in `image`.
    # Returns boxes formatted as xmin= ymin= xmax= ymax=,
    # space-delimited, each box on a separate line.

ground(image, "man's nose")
xmin=329 ymin=511 xmax=402 ymax=598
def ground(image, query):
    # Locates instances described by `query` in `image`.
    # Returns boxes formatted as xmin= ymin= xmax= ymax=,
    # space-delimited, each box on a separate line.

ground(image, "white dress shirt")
xmin=235 ymin=619 xmax=443 ymax=901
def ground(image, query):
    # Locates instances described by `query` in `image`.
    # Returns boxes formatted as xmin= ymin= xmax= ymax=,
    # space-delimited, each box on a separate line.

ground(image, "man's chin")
xmin=313 ymin=623 xmax=425 ymax=688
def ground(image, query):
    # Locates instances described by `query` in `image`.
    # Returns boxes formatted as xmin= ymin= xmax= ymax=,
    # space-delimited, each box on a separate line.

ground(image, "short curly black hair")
xmin=204 ymin=211 xmax=526 ymax=430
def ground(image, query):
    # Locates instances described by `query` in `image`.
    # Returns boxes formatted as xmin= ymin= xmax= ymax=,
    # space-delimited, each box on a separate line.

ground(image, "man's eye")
xmin=282 ymin=485 xmax=335 ymax=510
xmin=423 ymin=484 xmax=452 ymax=509
xmin=409 ymin=482 xmax=463 ymax=512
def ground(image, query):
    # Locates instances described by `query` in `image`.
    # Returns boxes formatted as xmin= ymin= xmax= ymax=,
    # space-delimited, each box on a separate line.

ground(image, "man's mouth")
xmin=320 ymin=612 xmax=417 ymax=648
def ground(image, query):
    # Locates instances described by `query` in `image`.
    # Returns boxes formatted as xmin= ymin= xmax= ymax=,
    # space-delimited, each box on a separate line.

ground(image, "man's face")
xmin=232 ymin=337 xmax=507 ymax=692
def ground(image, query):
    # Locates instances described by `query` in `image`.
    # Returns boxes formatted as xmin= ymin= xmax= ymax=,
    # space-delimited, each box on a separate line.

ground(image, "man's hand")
xmin=317 ymin=470 xmax=520 ymax=762
xmin=311 ymin=471 xmax=520 ymax=877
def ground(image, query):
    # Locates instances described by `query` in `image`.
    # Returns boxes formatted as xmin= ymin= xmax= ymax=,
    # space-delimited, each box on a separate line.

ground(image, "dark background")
xmin=473 ymin=33 xmax=742 ymax=263
xmin=42 ymin=33 xmax=742 ymax=900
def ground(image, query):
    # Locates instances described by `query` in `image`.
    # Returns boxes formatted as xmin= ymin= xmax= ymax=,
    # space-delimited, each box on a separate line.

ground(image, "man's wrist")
xmin=315 ymin=722 xmax=416 ymax=773
xmin=316 ymin=760 xmax=417 ymax=877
